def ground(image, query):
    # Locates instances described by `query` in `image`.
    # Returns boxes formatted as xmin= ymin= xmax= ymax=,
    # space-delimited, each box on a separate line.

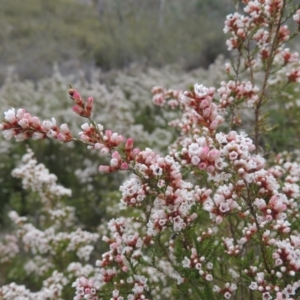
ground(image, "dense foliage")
xmin=1 ymin=0 xmax=300 ymax=299
xmin=0 ymin=0 xmax=230 ymax=82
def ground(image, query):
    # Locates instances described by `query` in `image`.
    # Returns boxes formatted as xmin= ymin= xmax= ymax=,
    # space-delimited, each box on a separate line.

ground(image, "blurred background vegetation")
xmin=0 ymin=0 xmax=232 ymax=82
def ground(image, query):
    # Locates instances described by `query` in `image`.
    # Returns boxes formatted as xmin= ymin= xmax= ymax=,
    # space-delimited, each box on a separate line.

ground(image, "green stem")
xmin=254 ymin=0 xmax=286 ymax=151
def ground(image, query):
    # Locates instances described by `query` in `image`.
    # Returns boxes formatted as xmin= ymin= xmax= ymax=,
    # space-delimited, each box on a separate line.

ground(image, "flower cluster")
xmin=0 ymin=149 xmax=100 ymax=299
xmin=2 ymin=1 xmax=300 ymax=300
xmin=0 ymin=108 xmax=73 ymax=142
xmin=11 ymin=147 xmax=72 ymax=203
xmin=68 ymin=89 xmax=94 ymax=118
xmin=218 ymin=80 xmax=260 ymax=108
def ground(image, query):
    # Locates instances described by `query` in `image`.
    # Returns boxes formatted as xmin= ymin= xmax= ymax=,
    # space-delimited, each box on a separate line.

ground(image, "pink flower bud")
xmin=57 ymin=133 xmax=67 ymax=142
xmin=15 ymin=132 xmax=29 ymax=142
xmin=110 ymin=158 xmax=119 ymax=168
xmin=189 ymin=213 xmax=197 ymax=221
xmin=94 ymin=143 xmax=104 ymax=150
xmin=79 ymin=277 xmax=88 ymax=286
xmin=131 ymin=148 xmax=140 ymax=158
xmin=86 ymin=97 xmax=94 ymax=108
xmin=72 ymin=91 xmax=84 ymax=106
xmin=199 ymin=146 xmax=209 ymax=160
xmin=72 ymin=105 xmax=84 ymax=116
xmin=16 ymin=109 xmax=25 ymax=120
xmin=79 ymin=133 xmax=89 ymax=142
xmin=112 ymin=151 xmax=121 ymax=160
xmin=32 ymin=132 xmax=45 ymax=140
xmin=46 ymin=129 xmax=58 ymax=139
xmin=120 ymin=162 xmax=129 ymax=170
xmin=85 ymin=97 xmax=94 ymax=117
xmin=207 ymin=149 xmax=220 ymax=162
xmin=30 ymin=117 xmax=41 ymax=128
xmin=99 ymin=165 xmax=111 ymax=173
xmin=153 ymin=94 xmax=165 ymax=106
xmin=60 ymin=123 xmax=70 ymax=134
xmin=100 ymin=147 xmax=109 ymax=155
xmin=203 ymin=107 xmax=211 ymax=117
xmin=209 ymin=120 xmax=219 ymax=130
xmin=18 ymin=119 xmax=29 ymax=129
xmin=191 ymin=156 xmax=200 ymax=165
xmin=116 ymin=135 xmax=124 ymax=144
xmin=105 ymin=130 xmax=112 ymax=139
xmin=110 ymin=132 xmax=119 ymax=143
xmin=102 ymin=236 xmax=110 ymax=243
xmin=122 ymin=266 xmax=129 ymax=272
xmin=206 ymin=165 xmax=215 ymax=173
xmin=125 ymin=138 xmax=134 ymax=152
xmin=199 ymin=99 xmax=209 ymax=109
xmin=151 ymin=86 xmax=164 ymax=94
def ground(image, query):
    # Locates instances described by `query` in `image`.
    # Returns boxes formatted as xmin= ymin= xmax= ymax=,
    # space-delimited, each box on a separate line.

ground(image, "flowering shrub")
xmin=1 ymin=1 xmax=300 ymax=299
xmin=0 ymin=148 xmax=99 ymax=299
xmin=0 ymin=55 xmax=227 ymax=229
